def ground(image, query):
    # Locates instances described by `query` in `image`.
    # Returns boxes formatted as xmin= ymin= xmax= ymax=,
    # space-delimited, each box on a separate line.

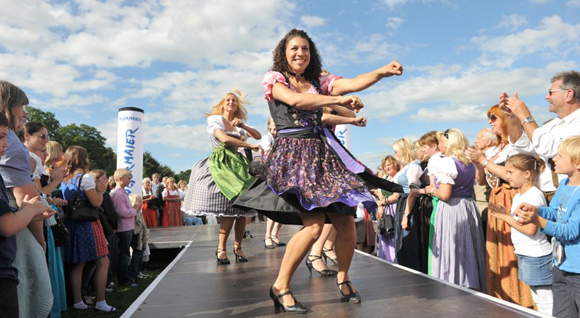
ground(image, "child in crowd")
xmin=161 ymin=177 xmax=183 ymax=227
xmin=128 ymin=194 xmax=148 ymax=282
xmin=516 ymin=136 xmax=580 ymax=318
xmin=111 ymin=168 xmax=137 ymax=287
xmin=0 ymin=114 xmax=53 ymax=317
xmin=488 ymin=154 xmax=553 ymax=315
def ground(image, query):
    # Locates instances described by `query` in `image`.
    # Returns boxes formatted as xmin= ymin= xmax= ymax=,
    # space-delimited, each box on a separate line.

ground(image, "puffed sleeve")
xmin=435 ymin=157 xmax=458 ymax=185
xmin=319 ymin=74 xmax=343 ymax=95
xmin=207 ymin=115 xmax=225 ymax=136
xmin=263 ymin=71 xmax=289 ymax=102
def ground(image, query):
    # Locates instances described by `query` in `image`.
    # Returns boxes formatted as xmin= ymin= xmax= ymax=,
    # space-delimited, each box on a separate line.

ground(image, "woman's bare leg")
xmin=272 ymin=213 xmax=325 ymax=306
xmin=309 ymin=223 xmax=334 ymax=271
xmin=233 ymin=217 xmax=247 ymax=256
xmin=328 ymin=214 xmax=357 ymax=294
xmin=218 ymin=217 xmax=235 ymax=259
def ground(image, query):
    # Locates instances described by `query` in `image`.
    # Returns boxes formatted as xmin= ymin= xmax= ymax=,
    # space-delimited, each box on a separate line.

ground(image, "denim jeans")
xmin=552 ymin=266 xmax=580 ymax=318
xmin=128 ymin=234 xmax=144 ymax=281
xmin=184 ymin=216 xmax=203 ymax=226
xmin=116 ymin=230 xmax=133 ymax=285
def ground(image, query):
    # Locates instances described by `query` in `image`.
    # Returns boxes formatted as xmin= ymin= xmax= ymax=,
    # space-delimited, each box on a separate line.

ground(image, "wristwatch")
xmin=521 ymin=116 xmax=535 ymax=125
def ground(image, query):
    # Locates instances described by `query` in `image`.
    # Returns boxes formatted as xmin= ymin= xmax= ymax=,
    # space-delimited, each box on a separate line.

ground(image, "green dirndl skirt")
xmin=209 ymin=145 xmax=255 ymax=201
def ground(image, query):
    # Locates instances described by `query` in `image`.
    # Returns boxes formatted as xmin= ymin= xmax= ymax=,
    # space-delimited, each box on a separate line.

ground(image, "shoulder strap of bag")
xmin=73 ymin=173 xmax=85 ymax=203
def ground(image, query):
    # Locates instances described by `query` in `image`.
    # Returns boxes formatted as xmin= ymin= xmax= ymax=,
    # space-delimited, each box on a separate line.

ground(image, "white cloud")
xmin=301 ymin=15 xmax=326 ymax=28
xmin=496 ymin=14 xmax=528 ymax=30
xmin=567 ymin=0 xmax=580 ymax=7
xmin=386 ymin=17 xmax=404 ymax=29
xmin=474 ymin=15 xmax=580 ymax=68
xmin=412 ymin=104 xmax=488 ymax=122
xmin=529 ymin=0 xmax=550 ymax=3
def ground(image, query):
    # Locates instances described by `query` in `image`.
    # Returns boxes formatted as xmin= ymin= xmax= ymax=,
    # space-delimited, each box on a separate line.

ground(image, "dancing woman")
xmin=182 ymin=90 xmax=261 ymax=264
xmin=234 ymin=29 xmax=404 ymax=313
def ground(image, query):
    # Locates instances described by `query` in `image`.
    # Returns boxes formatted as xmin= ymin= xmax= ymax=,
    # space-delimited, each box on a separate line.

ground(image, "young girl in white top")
xmin=488 ymin=154 xmax=553 ymax=315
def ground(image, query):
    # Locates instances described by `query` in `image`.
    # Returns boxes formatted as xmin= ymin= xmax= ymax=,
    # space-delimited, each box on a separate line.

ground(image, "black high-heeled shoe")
xmin=322 ymin=247 xmax=338 ymax=265
xmin=269 ymin=286 xmax=308 ymax=314
xmin=233 ymin=246 xmax=248 ymax=263
xmin=215 ymin=248 xmax=230 ymax=265
xmin=305 ymin=255 xmax=337 ymax=276
xmin=264 ymin=238 xmax=275 ymax=249
xmin=271 ymin=237 xmax=286 ymax=247
xmin=337 ymin=280 xmax=361 ymax=303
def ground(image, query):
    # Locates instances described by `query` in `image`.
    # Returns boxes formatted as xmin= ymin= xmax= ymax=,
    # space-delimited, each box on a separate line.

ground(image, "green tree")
xmin=176 ymin=169 xmax=191 ymax=183
xmin=59 ymin=124 xmax=116 ymax=176
xmin=25 ymin=105 xmax=62 ymax=140
xmin=143 ymin=151 xmax=175 ymax=180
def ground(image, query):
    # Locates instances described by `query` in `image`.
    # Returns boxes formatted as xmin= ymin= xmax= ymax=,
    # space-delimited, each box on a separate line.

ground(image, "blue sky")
xmin=1 ymin=0 xmax=579 ymax=174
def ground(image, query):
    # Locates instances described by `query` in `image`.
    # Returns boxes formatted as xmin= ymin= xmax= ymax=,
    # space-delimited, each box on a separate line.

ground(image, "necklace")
xmin=286 ymin=71 xmax=303 ymax=81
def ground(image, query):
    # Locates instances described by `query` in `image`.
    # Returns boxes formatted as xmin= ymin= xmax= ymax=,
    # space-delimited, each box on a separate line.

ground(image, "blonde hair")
xmin=44 ymin=140 xmax=63 ymax=169
xmin=114 ymin=168 xmax=131 ymax=185
xmin=206 ymin=89 xmax=249 ymax=121
xmin=392 ymin=138 xmax=417 ymax=166
xmin=177 ymin=180 xmax=187 ymax=188
xmin=506 ymin=154 xmax=545 ymax=183
xmin=559 ymin=136 xmax=580 ymax=164
xmin=128 ymin=194 xmax=142 ymax=207
xmin=444 ymin=128 xmax=471 ymax=165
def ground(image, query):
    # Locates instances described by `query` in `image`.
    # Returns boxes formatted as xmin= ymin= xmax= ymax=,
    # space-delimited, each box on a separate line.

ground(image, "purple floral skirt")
xmin=234 ymin=136 xmax=378 ymax=225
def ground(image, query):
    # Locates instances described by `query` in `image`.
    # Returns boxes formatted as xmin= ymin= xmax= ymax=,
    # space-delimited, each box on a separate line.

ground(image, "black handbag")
xmin=50 ymin=212 xmax=69 ymax=247
xmin=378 ymin=204 xmax=395 ymax=235
xmin=67 ymin=174 xmax=100 ymax=222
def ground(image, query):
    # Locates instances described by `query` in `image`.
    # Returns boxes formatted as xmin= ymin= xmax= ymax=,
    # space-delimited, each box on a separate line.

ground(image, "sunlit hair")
xmin=114 ymin=168 xmax=131 ymax=185
xmin=419 ymin=131 xmax=438 ymax=146
xmin=177 ymin=180 xmax=187 ymax=188
xmin=142 ymin=177 xmax=151 ymax=184
xmin=486 ymin=105 xmax=507 ymax=145
xmin=166 ymin=177 xmax=176 ymax=188
xmin=44 ymin=141 xmax=63 ymax=169
xmin=381 ymin=155 xmax=401 ymax=175
xmin=552 ymin=70 xmax=580 ymax=102
xmin=271 ymin=29 xmax=322 ymax=84
xmin=506 ymin=154 xmax=545 ymax=183
xmin=89 ymin=169 xmax=106 ymax=182
xmin=0 ymin=80 xmax=29 ymax=132
xmin=128 ymin=193 xmax=142 ymax=207
xmin=413 ymin=140 xmax=428 ymax=161
xmin=559 ymin=135 xmax=580 ymax=164
xmin=63 ymin=145 xmax=90 ymax=181
xmin=444 ymin=128 xmax=471 ymax=165
xmin=479 ymin=127 xmax=498 ymax=146
xmin=392 ymin=138 xmax=417 ymax=166
xmin=206 ymin=89 xmax=248 ymax=121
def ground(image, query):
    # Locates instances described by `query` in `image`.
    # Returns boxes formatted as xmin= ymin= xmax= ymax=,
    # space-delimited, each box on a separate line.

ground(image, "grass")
xmin=62 ymin=249 xmax=179 ymax=318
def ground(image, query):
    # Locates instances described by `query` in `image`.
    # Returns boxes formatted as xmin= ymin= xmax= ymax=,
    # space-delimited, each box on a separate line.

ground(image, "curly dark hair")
xmin=271 ymin=29 xmax=322 ymax=84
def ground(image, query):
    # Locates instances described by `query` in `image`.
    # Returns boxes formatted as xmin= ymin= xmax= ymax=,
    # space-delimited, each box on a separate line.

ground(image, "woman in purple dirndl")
xmin=233 ymin=29 xmax=404 ymax=313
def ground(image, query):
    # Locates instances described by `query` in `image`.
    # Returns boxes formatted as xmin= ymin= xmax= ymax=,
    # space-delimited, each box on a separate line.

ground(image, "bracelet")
xmin=483 ymin=160 xmax=489 ymax=168
xmin=430 ymin=187 xmax=435 ymax=196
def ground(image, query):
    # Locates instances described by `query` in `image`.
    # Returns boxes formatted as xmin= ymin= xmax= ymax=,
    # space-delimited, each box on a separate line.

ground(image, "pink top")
xmin=262 ymin=71 xmax=342 ymax=101
xmin=111 ymin=187 xmax=137 ymax=232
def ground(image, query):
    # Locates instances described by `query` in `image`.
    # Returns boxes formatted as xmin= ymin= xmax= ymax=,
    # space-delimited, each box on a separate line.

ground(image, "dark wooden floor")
xmin=122 ymin=224 xmax=544 ymax=317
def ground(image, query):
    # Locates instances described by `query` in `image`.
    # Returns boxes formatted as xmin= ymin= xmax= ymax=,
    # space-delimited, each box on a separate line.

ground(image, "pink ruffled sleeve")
xmin=319 ymin=74 xmax=343 ymax=95
xmin=262 ymin=71 xmax=289 ymax=102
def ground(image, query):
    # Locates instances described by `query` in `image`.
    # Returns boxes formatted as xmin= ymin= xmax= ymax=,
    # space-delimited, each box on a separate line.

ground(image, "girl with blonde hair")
xmin=424 ymin=128 xmax=485 ymax=290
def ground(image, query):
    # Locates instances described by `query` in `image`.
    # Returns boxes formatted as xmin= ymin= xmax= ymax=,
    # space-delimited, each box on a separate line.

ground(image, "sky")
xmin=1 ymin=0 xmax=579 ymax=175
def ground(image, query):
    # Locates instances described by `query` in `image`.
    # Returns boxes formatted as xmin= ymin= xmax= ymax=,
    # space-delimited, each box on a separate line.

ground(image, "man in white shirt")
xmin=501 ymin=70 xmax=580 ymax=192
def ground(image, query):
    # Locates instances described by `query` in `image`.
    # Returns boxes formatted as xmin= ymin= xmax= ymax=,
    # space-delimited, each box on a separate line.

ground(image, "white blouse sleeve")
xmin=406 ymin=163 xmax=422 ymax=188
xmin=207 ymin=115 xmax=225 ymax=136
xmin=162 ymin=188 xmax=169 ymax=198
xmin=435 ymin=157 xmax=458 ymax=185
xmin=79 ymin=173 xmax=96 ymax=191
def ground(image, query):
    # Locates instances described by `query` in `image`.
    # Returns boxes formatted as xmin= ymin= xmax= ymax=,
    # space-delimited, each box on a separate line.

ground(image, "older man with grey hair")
xmin=501 ymin=70 xmax=580 ymax=195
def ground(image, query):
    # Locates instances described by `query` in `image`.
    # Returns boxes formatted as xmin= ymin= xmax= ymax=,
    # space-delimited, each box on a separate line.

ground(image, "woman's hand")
xmin=488 ymin=202 xmax=511 ymax=221
xmin=388 ymin=193 xmax=400 ymax=202
xmin=381 ymin=60 xmax=403 ymax=78
xmin=424 ymin=185 xmax=435 ymax=196
xmin=48 ymin=165 xmax=65 ymax=183
xmin=250 ymin=144 xmax=263 ymax=155
xmin=351 ymin=116 xmax=367 ymax=127
xmin=51 ymin=197 xmax=67 ymax=207
xmin=338 ymin=95 xmax=364 ymax=113
xmin=230 ymin=118 xmax=244 ymax=127
xmin=401 ymin=214 xmax=409 ymax=230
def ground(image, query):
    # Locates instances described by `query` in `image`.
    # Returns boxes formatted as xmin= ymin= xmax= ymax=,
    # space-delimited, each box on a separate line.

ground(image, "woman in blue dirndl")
xmin=233 ymin=29 xmax=404 ymax=313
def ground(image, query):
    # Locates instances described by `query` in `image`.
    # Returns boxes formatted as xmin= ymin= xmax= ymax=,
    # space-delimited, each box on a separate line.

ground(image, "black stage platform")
xmin=122 ymin=224 xmax=548 ymax=317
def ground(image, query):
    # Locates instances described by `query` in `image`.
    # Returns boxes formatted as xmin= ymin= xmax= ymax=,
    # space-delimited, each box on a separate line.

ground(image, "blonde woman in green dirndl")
xmin=181 ymin=90 xmax=262 ymax=264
